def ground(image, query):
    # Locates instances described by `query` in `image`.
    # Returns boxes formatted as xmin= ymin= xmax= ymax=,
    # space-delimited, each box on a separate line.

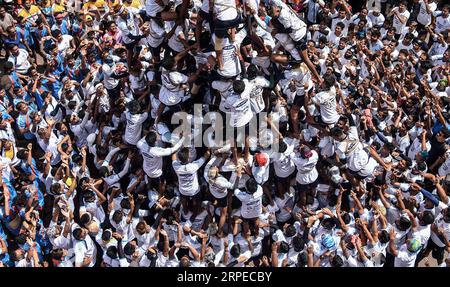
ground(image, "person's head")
xmin=271 ymin=5 xmax=281 ymax=18
xmin=254 ymin=152 xmax=268 ymax=167
xmin=106 ymin=246 xmax=118 ymax=259
xmin=80 ymin=213 xmax=92 ymax=226
xmin=300 ymin=146 xmax=313 ymax=159
xmin=406 ymin=238 xmax=421 ymax=253
xmin=112 ymin=209 xmax=124 ymax=223
xmin=177 ymin=147 xmax=190 ymax=164
xmin=398 ymin=1 xmax=407 ymax=12
xmin=292 ymin=236 xmax=305 ymax=252
xmin=245 ymin=178 xmax=259 ymax=194
xmin=127 ymin=100 xmax=141 ymax=115
xmin=145 ymin=131 xmax=158 ymax=146
xmin=418 ymin=210 xmax=435 ymax=226
xmin=321 ymin=74 xmax=336 ymax=91
xmin=232 ymin=80 xmax=246 ymax=95
xmin=246 ymin=64 xmax=259 ymax=80
xmin=331 ymin=255 xmax=344 ymax=267
xmin=9 ymin=44 xmax=20 ymax=57
xmin=436 ymin=129 xmax=450 ymax=143
xmin=442 ymin=4 xmax=450 ymax=17
xmin=338 ymin=8 xmax=346 ymax=18
xmin=52 ymin=29 xmax=63 ymax=42
xmin=322 ymin=217 xmax=336 ymax=230
xmin=3 ymin=61 xmax=14 ymax=74
xmin=161 ymin=56 xmax=176 ymax=71
xmin=330 ymin=126 xmax=345 ymax=141
xmin=72 ymin=227 xmax=87 ymax=241
xmin=207 ymin=166 xmax=219 ymax=181
xmin=396 ymin=215 xmax=412 ymax=231
xmin=230 ymin=244 xmax=241 ymax=258
xmin=23 ymin=0 xmax=32 ymax=10
xmin=51 ymin=248 xmax=67 ymax=262
xmin=179 ymin=256 xmax=190 ymax=267
xmin=135 ymin=221 xmax=149 ymax=235
xmin=124 ymin=242 xmax=136 ymax=257
xmin=0 ymin=6 xmax=6 ymax=17
xmin=379 ymin=230 xmax=390 ymax=244
xmin=335 ymin=22 xmax=345 ymax=34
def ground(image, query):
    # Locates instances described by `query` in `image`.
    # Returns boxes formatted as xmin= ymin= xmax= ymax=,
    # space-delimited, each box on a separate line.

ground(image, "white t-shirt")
xmin=224 ymin=80 xmax=253 ymax=128
xmin=392 ymin=8 xmax=410 ymax=34
xmin=435 ymin=12 xmax=450 ymax=33
xmin=213 ymin=0 xmax=238 ymax=21
xmin=57 ymin=35 xmax=73 ymax=56
xmin=124 ymin=111 xmax=148 ymax=145
xmin=159 ymin=71 xmax=188 ymax=106
xmin=73 ymin=235 xmax=97 ymax=267
xmin=172 ymin=157 xmax=206 ymax=196
xmin=311 ymin=87 xmax=340 ymax=124
xmin=137 ymin=136 xmax=184 ymax=178
xmin=216 ymin=40 xmax=241 ymax=78
xmin=248 ymin=76 xmax=270 ymax=114
xmin=271 ymin=139 xmax=296 ymax=178
xmin=234 ymin=185 xmax=263 ymax=219
xmin=430 ymin=213 xmax=450 ymax=248
xmin=293 ymin=150 xmax=319 ymax=185
xmin=417 ymin=0 xmax=437 ymax=26
xmin=394 ymin=232 xmax=421 ymax=267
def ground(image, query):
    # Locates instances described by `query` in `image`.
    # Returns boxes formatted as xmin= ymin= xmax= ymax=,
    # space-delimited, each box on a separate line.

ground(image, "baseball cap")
xmin=407 ymin=239 xmax=421 ymax=253
xmin=86 ymin=15 xmax=93 ymax=21
xmin=321 ymin=234 xmax=336 ymax=249
xmin=255 ymin=152 xmax=268 ymax=167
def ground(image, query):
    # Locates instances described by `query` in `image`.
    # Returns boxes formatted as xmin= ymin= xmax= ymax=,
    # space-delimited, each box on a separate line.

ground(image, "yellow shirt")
xmin=4 ymin=148 xmax=13 ymax=160
xmin=18 ymin=5 xmax=41 ymax=23
xmin=110 ymin=0 xmax=142 ymax=9
xmin=124 ymin=0 xmax=143 ymax=9
xmin=53 ymin=4 xmax=66 ymax=13
xmin=82 ymin=0 xmax=106 ymax=10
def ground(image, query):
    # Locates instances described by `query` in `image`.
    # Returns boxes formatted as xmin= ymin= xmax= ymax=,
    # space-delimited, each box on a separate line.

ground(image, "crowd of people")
xmin=0 ymin=0 xmax=449 ymax=268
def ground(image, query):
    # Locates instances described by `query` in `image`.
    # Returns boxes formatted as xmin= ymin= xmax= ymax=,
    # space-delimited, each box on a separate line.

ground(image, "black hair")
xmin=245 ymin=178 xmax=258 ymax=194
xmin=145 ymin=131 xmax=157 ymax=146
xmin=278 ymin=140 xmax=288 ymax=153
xmin=72 ymin=228 xmax=83 ymax=240
xmin=322 ymin=217 xmax=336 ymax=230
xmin=161 ymin=56 xmax=176 ymax=70
xmin=177 ymin=147 xmax=190 ymax=164
xmin=331 ymin=255 xmax=344 ymax=267
xmin=124 ymin=242 xmax=136 ymax=256
xmin=379 ymin=230 xmax=390 ymax=244
xmin=292 ymin=236 xmax=305 ymax=252
xmin=285 ymin=225 xmax=297 ymax=237
xmin=102 ymin=230 xmax=112 ymax=241
xmin=279 ymin=241 xmax=289 ymax=254
xmin=232 ymin=80 xmax=246 ymax=94
xmin=230 ymin=244 xmax=241 ymax=258
xmin=421 ymin=211 xmax=435 ymax=225
xmin=398 ymin=217 xmax=412 ymax=231
xmin=106 ymin=246 xmax=118 ymax=259
xmin=80 ymin=213 xmax=91 ymax=225
xmin=246 ymin=64 xmax=258 ymax=80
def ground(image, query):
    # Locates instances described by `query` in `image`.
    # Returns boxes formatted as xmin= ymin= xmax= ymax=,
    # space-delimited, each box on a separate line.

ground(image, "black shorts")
xmin=293 ymin=37 xmax=308 ymax=52
xmin=297 ymin=179 xmax=318 ymax=191
xmin=426 ymin=238 xmax=445 ymax=262
xmin=215 ymin=196 xmax=228 ymax=208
